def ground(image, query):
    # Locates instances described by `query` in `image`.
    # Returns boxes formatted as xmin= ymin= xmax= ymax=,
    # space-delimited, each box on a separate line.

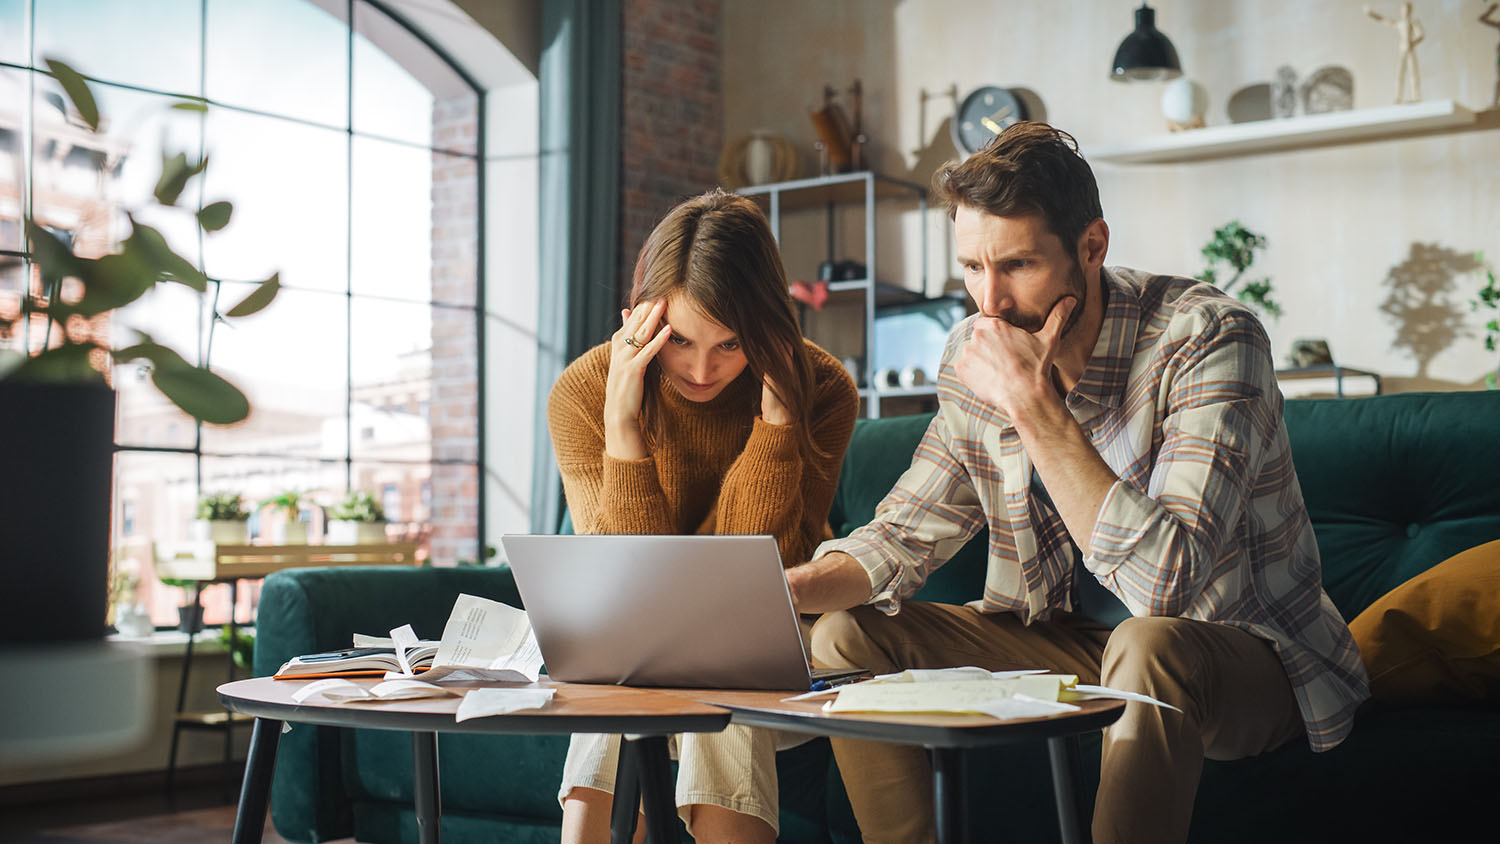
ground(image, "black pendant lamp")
xmin=1110 ymin=3 xmax=1182 ymax=82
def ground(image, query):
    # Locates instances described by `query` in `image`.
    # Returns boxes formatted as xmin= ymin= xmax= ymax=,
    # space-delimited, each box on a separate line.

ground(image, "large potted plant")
xmin=0 ymin=60 xmax=279 ymax=644
xmin=192 ymin=492 xmax=249 ymax=544
xmin=327 ymin=490 xmax=389 ymax=545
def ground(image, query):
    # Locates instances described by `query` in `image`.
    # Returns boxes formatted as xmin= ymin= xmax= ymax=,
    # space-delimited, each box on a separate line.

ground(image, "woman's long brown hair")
xmin=630 ymin=189 xmax=824 ymax=468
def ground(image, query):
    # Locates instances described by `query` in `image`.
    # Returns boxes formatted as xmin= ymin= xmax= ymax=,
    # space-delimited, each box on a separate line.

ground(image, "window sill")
xmin=106 ymin=628 xmax=254 ymax=657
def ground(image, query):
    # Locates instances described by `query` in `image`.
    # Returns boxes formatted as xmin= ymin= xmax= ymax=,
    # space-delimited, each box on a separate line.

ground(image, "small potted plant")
xmin=192 ymin=492 xmax=249 ymax=544
xmin=327 ymin=490 xmax=388 ymax=545
xmin=159 ymin=576 xmax=203 ymax=634
xmin=260 ymin=489 xmax=307 ymax=544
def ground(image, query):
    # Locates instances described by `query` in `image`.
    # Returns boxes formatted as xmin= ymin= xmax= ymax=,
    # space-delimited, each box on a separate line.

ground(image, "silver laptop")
xmin=500 ymin=534 xmax=863 ymax=690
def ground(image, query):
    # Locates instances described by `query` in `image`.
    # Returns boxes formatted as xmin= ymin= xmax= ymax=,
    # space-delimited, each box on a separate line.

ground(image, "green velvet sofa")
xmin=254 ymin=390 xmax=1500 ymax=843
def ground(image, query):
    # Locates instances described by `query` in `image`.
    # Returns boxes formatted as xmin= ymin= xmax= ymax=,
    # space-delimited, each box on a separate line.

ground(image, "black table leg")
xmin=930 ymin=746 xmax=968 ymax=844
xmin=412 ymin=732 xmax=442 ymax=844
xmin=1047 ymin=734 xmax=1089 ymax=844
xmin=230 ymin=717 xmax=281 ymax=844
xmin=626 ymin=736 xmax=679 ymax=844
xmin=610 ymin=738 xmax=642 ymax=844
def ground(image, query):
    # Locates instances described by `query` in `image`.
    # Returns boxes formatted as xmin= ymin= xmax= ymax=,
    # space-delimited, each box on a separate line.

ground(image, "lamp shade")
xmin=1110 ymin=3 xmax=1182 ymax=82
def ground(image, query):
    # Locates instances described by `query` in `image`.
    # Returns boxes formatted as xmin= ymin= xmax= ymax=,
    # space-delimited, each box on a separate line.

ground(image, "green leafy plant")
xmin=1474 ymin=251 xmax=1499 ymax=389
xmin=329 ymin=490 xmax=386 ymax=523
xmin=219 ymin=625 xmax=255 ymax=670
xmin=260 ymin=489 xmax=304 ymax=518
xmin=0 ymin=59 xmax=279 ymax=423
xmin=454 ymin=545 xmax=499 ymax=568
xmin=1197 ymin=221 xmax=1283 ymax=319
xmin=196 ymin=492 xmax=248 ymax=521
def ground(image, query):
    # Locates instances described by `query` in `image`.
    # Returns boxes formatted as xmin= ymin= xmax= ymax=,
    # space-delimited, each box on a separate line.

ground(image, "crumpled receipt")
xmin=291 ymin=678 xmax=455 ymax=704
xmin=455 ymin=688 xmax=556 ymax=722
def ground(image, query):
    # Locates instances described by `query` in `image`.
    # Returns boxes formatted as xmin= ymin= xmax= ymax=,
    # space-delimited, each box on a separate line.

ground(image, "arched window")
xmin=0 ymin=0 xmax=494 ymax=627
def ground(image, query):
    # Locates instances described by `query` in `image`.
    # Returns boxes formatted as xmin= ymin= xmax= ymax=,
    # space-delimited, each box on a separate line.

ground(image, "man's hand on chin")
xmin=955 ymin=295 xmax=1076 ymax=421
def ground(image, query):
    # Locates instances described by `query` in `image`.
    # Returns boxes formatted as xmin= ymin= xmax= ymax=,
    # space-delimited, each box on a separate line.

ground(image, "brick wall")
xmin=427 ymin=94 xmax=481 ymax=565
xmin=618 ymin=0 xmax=724 ymax=296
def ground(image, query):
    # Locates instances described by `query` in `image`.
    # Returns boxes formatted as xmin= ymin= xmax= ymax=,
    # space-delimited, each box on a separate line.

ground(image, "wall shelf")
xmin=1090 ymin=99 xmax=1480 ymax=164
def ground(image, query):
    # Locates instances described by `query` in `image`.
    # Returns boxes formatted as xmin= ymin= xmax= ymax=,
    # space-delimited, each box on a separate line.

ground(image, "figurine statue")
xmin=1364 ymin=3 xmax=1425 ymax=103
xmin=1482 ymin=4 xmax=1500 ymax=107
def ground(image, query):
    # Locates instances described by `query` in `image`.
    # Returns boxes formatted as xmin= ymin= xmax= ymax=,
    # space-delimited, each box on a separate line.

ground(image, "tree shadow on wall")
xmin=1378 ymin=243 xmax=1480 ymax=378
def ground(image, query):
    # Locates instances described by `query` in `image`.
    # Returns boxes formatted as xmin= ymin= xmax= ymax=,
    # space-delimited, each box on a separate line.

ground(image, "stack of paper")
xmin=823 ymin=666 xmax=1178 ymax=720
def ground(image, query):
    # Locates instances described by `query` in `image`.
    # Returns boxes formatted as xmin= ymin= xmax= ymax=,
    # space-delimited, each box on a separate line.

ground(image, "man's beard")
xmin=1003 ymin=260 xmax=1088 ymax=334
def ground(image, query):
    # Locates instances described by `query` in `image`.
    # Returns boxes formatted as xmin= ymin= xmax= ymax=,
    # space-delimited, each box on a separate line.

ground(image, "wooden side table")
xmin=662 ymin=688 xmax=1126 ymax=844
xmin=158 ymin=543 xmax=418 ymax=796
xmin=217 ymin=677 xmax=731 ymax=844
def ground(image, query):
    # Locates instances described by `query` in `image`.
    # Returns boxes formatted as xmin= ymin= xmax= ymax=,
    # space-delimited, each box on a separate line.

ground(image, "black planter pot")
xmin=176 ymin=604 xmax=203 ymax=634
xmin=0 ymin=381 xmax=116 ymax=644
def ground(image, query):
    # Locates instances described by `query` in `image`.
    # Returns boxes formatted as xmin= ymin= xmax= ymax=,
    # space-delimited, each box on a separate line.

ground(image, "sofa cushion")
xmin=1282 ymin=391 xmax=1500 ymax=620
xmin=827 ymin=412 xmax=990 ymax=606
xmin=1347 ymin=539 xmax=1500 ymax=703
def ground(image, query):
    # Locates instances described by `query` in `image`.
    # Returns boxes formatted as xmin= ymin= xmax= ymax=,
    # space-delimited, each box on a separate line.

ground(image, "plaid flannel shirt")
xmin=815 ymin=267 xmax=1369 ymax=751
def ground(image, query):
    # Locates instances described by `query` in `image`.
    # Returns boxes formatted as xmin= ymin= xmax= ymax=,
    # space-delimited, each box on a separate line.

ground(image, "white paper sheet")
xmin=291 ymin=677 xmax=454 ymax=704
xmin=1063 ymin=684 xmax=1181 ymax=712
xmin=454 ymin=688 xmax=556 ymax=722
xmin=412 ymin=594 xmax=545 ymax=683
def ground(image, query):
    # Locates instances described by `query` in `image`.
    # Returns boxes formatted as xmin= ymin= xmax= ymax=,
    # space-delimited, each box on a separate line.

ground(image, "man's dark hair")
xmin=933 ymin=121 xmax=1104 ymax=251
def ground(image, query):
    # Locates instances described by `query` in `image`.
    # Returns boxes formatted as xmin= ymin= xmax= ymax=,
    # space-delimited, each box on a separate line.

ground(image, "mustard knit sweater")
xmin=547 ymin=339 xmax=859 ymax=566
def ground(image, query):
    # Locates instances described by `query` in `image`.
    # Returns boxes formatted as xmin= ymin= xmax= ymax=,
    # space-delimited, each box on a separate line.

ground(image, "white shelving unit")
xmin=1091 ymin=99 xmax=1479 ymax=164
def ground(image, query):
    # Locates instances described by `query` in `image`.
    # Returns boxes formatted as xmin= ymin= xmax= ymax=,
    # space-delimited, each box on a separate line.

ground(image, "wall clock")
xmin=951 ymin=86 xmax=1028 ymax=155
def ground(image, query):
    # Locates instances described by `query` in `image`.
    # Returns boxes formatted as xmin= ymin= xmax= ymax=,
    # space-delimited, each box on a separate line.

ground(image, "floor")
xmin=0 ymin=785 xmax=326 ymax=844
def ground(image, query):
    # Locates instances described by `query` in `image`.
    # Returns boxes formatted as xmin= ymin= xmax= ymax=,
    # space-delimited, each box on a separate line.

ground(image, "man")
xmin=786 ymin=122 xmax=1369 ymax=844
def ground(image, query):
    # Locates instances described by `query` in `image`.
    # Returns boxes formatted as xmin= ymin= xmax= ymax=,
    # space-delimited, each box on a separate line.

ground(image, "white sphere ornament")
xmin=1160 ymin=77 xmax=1208 ymax=130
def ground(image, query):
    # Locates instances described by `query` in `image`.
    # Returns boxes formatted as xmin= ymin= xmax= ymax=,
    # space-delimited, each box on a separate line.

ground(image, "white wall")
xmin=723 ymin=0 xmax=1500 ymax=391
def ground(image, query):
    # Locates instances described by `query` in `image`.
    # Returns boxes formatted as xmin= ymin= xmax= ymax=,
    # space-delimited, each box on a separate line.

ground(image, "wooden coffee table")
xmin=217 ymin=676 xmax=731 ymax=844
xmin=660 ymin=688 xmax=1126 ymax=844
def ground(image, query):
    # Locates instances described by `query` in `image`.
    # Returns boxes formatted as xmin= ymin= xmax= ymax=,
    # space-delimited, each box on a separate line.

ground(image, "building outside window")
xmin=0 ymin=0 xmax=490 ymax=628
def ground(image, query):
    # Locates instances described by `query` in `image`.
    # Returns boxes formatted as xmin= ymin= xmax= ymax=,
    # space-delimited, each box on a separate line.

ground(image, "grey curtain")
xmin=531 ymin=0 xmax=622 ymax=533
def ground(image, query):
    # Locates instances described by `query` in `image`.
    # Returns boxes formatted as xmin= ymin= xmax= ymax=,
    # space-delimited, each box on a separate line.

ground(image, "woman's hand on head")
xmin=604 ymin=300 xmax=672 ymax=459
xmin=760 ymin=375 xmax=794 ymax=427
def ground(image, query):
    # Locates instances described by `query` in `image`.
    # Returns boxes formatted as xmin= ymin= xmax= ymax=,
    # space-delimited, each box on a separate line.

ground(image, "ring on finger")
xmin=623 ymin=336 xmax=641 ymax=348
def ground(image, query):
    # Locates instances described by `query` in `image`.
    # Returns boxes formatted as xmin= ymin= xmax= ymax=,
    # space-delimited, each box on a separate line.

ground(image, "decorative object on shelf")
xmin=327 ymin=489 xmax=389 ymax=545
xmin=847 ymin=78 xmax=869 ymax=171
xmin=1365 ymin=3 xmax=1425 ymax=103
xmin=1472 ymin=250 xmax=1499 ymax=388
xmin=951 ymin=85 xmax=1029 ymax=155
xmin=1288 ymin=339 xmax=1335 ymax=368
xmin=157 ymin=573 xmax=202 ymax=632
xmin=788 ymin=281 xmax=830 ymax=311
xmin=1272 ymin=66 xmax=1299 ymax=119
xmin=1300 ymin=66 xmax=1355 ymax=114
xmin=1226 ymin=82 xmax=1273 ymax=123
xmin=0 ymin=59 xmax=279 ymax=646
xmin=810 ymin=84 xmax=856 ymax=174
xmin=1160 ymin=77 xmax=1208 ymax=130
xmin=192 ymin=492 xmax=249 ymax=544
xmin=915 ymin=84 xmax=959 ymax=158
xmin=261 ymin=489 xmax=307 ymax=544
xmin=1481 ymin=4 xmax=1500 ymax=107
xmin=718 ymin=131 xmax=799 ymax=189
xmin=1110 ymin=3 xmax=1182 ymax=82
xmin=114 ymin=602 xmax=154 ymax=637
xmin=1197 ymin=220 xmax=1283 ymax=318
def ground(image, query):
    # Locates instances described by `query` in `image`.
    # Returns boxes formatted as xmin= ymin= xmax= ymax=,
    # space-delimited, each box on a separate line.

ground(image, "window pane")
xmin=352 ymin=0 xmax=476 ymax=154
xmin=0 ymin=68 xmax=21 ymax=251
xmin=113 ymin=450 xmax=197 ymax=628
xmin=200 ymin=284 xmax=347 ymax=459
xmin=349 ymin=459 xmax=430 ymax=527
xmin=351 ymin=141 xmax=477 ymax=306
xmin=202 ymin=454 xmax=345 ymax=542
xmin=31 ymin=77 xmax=203 ymax=263
xmin=205 ymin=0 xmax=348 ymax=128
xmin=35 ymin=0 xmax=201 ymax=95
xmin=113 ymin=283 xmax=201 ymax=449
xmin=350 ymin=296 xmax=431 ymax=460
xmin=202 ymin=108 xmax=346 ymax=293
xmin=0 ymin=0 xmax=23 ymax=65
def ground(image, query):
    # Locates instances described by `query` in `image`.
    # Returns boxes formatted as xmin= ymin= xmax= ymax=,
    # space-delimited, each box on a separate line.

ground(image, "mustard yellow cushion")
xmin=1348 ymin=540 xmax=1500 ymax=703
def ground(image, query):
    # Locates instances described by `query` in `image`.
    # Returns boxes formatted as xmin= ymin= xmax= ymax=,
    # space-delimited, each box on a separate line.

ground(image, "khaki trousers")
xmin=809 ymin=603 xmax=1305 ymax=844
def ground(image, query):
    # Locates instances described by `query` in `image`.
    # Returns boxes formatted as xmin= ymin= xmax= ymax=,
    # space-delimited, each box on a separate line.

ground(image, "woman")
xmin=546 ymin=189 xmax=859 ymax=843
